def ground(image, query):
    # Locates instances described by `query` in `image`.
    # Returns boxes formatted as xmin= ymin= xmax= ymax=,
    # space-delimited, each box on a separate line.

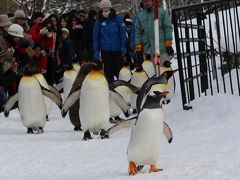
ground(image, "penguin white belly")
xmin=63 ymin=70 xmax=77 ymax=100
xmin=109 ymin=96 xmax=121 ymax=118
xmin=143 ymin=61 xmax=155 ymax=78
xmin=115 ymin=86 xmax=132 ymax=105
xmin=18 ymin=77 xmax=46 ymax=128
xmin=127 ymin=109 xmax=163 ymax=165
xmin=118 ymin=67 xmax=132 ymax=82
xmin=130 ymin=72 xmax=148 ymax=110
xmin=80 ymin=72 xmax=110 ymax=133
xmin=33 ymin=74 xmax=52 ymax=115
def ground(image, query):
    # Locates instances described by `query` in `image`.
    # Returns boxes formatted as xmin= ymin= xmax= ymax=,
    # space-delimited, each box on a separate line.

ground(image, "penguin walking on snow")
xmin=33 ymin=73 xmax=53 ymax=121
xmin=130 ymin=66 xmax=148 ymax=114
xmin=61 ymin=62 xmax=130 ymax=140
xmin=63 ymin=66 xmax=77 ymax=101
xmin=127 ymin=76 xmax=173 ymax=176
xmin=4 ymin=72 xmax=62 ymax=134
xmin=67 ymin=63 xmax=94 ymax=131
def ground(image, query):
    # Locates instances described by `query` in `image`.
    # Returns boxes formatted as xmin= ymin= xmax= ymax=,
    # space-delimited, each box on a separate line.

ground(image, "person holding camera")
xmin=0 ymin=45 xmax=18 ymax=112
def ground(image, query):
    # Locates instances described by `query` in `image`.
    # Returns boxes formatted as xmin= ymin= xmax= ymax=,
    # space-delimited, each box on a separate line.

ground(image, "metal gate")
xmin=172 ymin=0 xmax=240 ymax=110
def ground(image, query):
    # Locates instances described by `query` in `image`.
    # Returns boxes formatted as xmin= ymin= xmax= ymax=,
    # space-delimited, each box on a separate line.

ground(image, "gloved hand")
xmin=163 ymin=60 xmax=172 ymax=68
xmin=166 ymin=46 xmax=174 ymax=56
xmin=135 ymin=44 xmax=142 ymax=54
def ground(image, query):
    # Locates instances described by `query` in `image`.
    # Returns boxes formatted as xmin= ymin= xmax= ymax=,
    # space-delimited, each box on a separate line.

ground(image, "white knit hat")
xmin=61 ymin=28 xmax=69 ymax=35
xmin=14 ymin=10 xmax=26 ymax=19
xmin=100 ymin=0 xmax=112 ymax=9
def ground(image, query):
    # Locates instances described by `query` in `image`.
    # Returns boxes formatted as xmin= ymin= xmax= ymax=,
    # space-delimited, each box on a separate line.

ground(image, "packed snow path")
xmin=0 ymin=61 xmax=240 ymax=180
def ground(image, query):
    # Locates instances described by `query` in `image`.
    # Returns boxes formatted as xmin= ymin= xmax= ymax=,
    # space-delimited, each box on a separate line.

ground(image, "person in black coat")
xmin=68 ymin=10 xmax=86 ymax=62
xmin=83 ymin=10 xmax=97 ymax=61
xmin=0 ymin=45 xmax=18 ymax=112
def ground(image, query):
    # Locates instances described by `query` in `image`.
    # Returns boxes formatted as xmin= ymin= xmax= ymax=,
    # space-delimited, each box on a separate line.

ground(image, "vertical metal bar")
xmin=212 ymin=5 xmax=221 ymax=93
xmin=184 ymin=9 xmax=195 ymax=101
xmin=228 ymin=1 xmax=240 ymax=94
xmin=233 ymin=1 xmax=240 ymax=95
xmin=197 ymin=9 xmax=208 ymax=94
xmin=189 ymin=11 xmax=201 ymax=98
xmin=221 ymin=4 xmax=231 ymax=93
xmin=172 ymin=10 xmax=189 ymax=110
xmin=202 ymin=6 xmax=213 ymax=96
xmin=225 ymin=3 xmax=235 ymax=94
xmin=179 ymin=10 xmax=191 ymax=106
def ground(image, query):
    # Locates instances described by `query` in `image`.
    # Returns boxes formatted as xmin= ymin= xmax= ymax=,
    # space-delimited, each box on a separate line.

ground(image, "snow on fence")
xmin=172 ymin=0 xmax=240 ymax=110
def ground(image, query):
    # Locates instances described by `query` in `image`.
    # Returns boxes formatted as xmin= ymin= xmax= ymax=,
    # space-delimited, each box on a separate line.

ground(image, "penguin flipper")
xmin=3 ymin=93 xmax=18 ymax=117
xmin=41 ymin=86 xmax=62 ymax=109
xmin=109 ymin=80 xmax=139 ymax=94
xmin=105 ymin=118 xmax=136 ymax=136
xmin=48 ymin=85 xmax=62 ymax=100
xmin=163 ymin=121 xmax=173 ymax=143
xmin=109 ymin=90 xmax=131 ymax=117
xmin=61 ymin=90 xmax=80 ymax=118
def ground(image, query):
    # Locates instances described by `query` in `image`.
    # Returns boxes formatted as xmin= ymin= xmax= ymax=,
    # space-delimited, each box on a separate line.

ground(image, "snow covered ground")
xmin=0 ymin=58 xmax=240 ymax=180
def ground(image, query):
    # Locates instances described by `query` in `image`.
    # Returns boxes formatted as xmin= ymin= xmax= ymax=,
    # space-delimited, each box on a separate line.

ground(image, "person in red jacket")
xmin=29 ymin=12 xmax=53 ymax=51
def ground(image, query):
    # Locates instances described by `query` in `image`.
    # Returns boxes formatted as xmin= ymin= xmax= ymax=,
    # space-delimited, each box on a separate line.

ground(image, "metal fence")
xmin=172 ymin=0 xmax=240 ymax=110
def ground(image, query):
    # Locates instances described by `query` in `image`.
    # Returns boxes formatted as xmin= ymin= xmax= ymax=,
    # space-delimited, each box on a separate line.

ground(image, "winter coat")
xmin=93 ymin=13 xmax=126 ymax=61
xmin=84 ymin=17 xmax=96 ymax=50
xmin=28 ymin=23 xmax=53 ymax=51
xmin=59 ymin=38 xmax=74 ymax=65
xmin=0 ymin=28 xmax=14 ymax=64
xmin=0 ymin=63 xmax=18 ymax=88
xmin=135 ymin=7 xmax=173 ymax=56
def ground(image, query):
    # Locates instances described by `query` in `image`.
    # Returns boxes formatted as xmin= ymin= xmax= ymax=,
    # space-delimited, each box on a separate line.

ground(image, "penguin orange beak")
xmin=160 ymin=91 xmax=169 ymax=98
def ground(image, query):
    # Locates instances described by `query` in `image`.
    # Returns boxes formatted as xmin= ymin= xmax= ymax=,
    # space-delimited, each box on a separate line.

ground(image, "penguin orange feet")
xmin=149 ymin=164 xmax=163 ymax=173
xmin=128 ymin=161 xmax=137 ymax=176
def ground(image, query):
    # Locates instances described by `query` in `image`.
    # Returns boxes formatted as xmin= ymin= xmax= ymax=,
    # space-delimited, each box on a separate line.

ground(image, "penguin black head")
xmin=122 ymin=58 xmax=130 ymax=67
xmin=142 ymin=91 xmax=168 ymax=110
xmin=90 ymin=60 xmax=103 ymax=71
xmin=135 ymin=64 xmax=143 ymax=72
xmin=160 ymin=70 xmax=178 ymax=80
xmin=64 ymin=64 xmax=74 ymax=71
xmin=145 ymin=54 xmax=151 ymax=61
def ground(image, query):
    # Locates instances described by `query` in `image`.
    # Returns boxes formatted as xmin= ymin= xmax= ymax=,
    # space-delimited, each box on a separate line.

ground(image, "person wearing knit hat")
xmin=93 ymin=0 xmax=126 ymax=82
xmin=59 ymin=27 xmax=75 ymax=67
xmin=100 ymin=0 xmax=112 ymax=9
xmin=61 ymin=28 xmax=69 ymax=35
xmin=13 ymin=10 xmax=30 ymax=33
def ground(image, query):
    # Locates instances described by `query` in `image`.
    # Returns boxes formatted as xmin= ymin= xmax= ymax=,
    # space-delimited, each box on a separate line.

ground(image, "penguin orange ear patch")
xmin=160 ymin=91 xmax=169 ymax=97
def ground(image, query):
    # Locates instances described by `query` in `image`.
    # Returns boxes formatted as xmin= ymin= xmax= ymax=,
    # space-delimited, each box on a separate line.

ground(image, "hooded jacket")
xmin=93 ymin=10 xmax=126 ymax=61
xmin=135 ymin=7 xmax=173 ymax=56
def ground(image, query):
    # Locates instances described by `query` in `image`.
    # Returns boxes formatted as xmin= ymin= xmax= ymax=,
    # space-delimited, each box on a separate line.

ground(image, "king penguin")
xmin=130 ymin=65 xmax=148 ymax=113
xmin=142 ymin=54 xmax=155 ymax=78
xmin=33 ymin=73 xmax=53 ymax=121
xmin=4 ymin=72 xmax=62 ymax=134
xmin=61 ymin=62 xmax=130 ymax=140
xmin=109 ymin=61 xmax=133 ymax=123
xmin=127 ymin=76 xmax=172 ymax=176
xmin=68 ymin=63 xmax=94 ymax=131
xmin=63 ymin=66 xmax=77 ymax=101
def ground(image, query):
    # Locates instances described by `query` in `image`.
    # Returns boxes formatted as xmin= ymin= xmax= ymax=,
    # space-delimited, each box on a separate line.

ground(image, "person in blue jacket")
xmin=93 ymin=0 xmax=126 ymax=82
xmin=58 ymin=28 xmax=75 ymax=68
